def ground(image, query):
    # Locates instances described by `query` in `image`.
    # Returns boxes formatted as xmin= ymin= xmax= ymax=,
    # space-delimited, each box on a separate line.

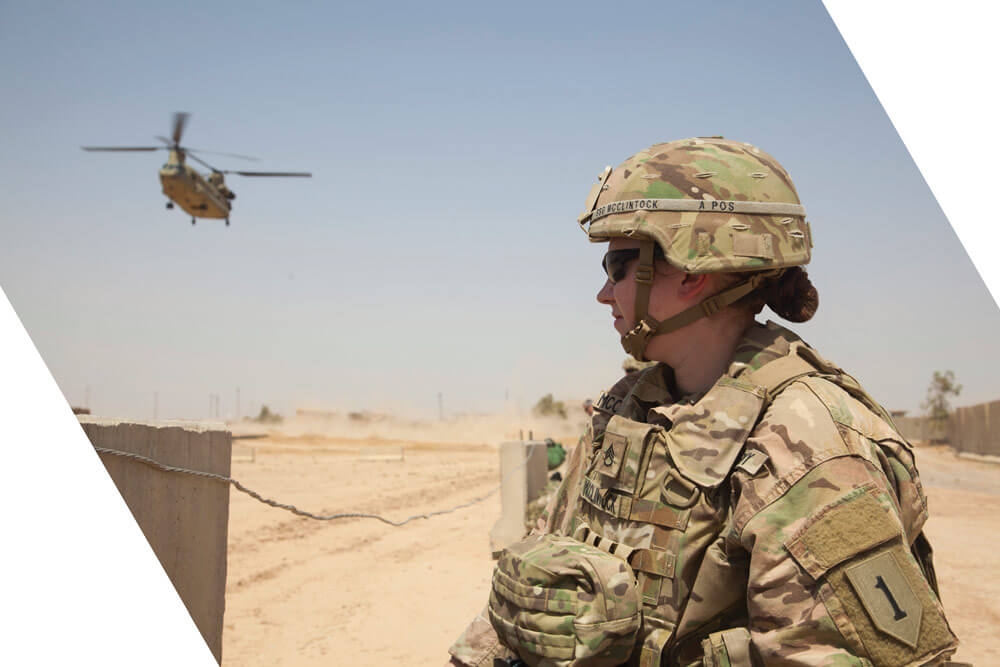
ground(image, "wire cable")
xmin=93 ymin=445 xmax=536 ymax=527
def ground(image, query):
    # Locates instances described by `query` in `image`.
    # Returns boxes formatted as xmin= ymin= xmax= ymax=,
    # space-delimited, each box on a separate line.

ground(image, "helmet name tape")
xmin=586 ymin=198 xmax=805 ymax=225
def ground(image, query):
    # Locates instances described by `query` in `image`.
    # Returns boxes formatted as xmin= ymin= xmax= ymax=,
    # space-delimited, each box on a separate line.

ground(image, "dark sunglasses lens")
xmin=602 ymin=249 xmax=640 ymax=283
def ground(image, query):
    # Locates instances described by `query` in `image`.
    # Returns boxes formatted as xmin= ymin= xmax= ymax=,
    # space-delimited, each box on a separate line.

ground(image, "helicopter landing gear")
xmin=225 ymin=219 xmax=230 ymax=226
xmin=165 ymin=201 xmax=174 ymax=210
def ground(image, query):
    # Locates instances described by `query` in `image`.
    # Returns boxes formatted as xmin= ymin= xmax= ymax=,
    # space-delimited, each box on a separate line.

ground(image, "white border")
xmin=824 ymin=1 xmax=1000 ymax=307
xmin=0 ymin=286 xmax=216 ymax=665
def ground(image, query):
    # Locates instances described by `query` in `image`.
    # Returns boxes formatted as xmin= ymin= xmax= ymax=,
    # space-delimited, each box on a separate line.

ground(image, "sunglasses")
xmin=601 ymin=247 xmax=665 ymax=284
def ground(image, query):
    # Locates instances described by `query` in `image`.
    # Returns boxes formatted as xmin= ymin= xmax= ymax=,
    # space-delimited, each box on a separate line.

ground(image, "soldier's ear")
xmin=676 ymin=273 xmax=711 ymax=301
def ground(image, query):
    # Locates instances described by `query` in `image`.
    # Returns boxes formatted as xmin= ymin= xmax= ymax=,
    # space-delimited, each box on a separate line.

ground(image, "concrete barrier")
xmin=489 ymin=441 xmax=548 ymax=556
xmin=524 ymin=440 xmax=549 ymax=503
xmin=894 ymin=401 xmax=1000 ymax=456
xmin=79 ymin=417 xmax=231 ymax=664
xmin=895 ymin=416 xmax=938 ymax=443
xmin=359 ymin=445 xmax=405 ymax=462
xmin=951 ymin=400 xmax=1000 ymax=456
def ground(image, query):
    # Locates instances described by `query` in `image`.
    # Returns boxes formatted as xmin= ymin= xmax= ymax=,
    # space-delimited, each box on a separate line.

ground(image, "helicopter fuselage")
xmin=82 ymin=114 xmax=309 ymax=224
xmin=158 ymin=151 xmax=232 ymax=219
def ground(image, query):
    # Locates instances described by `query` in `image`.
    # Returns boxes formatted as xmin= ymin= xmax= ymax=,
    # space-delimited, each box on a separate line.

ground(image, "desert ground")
xmin=221 ymin=416 xmax=999 ymax=666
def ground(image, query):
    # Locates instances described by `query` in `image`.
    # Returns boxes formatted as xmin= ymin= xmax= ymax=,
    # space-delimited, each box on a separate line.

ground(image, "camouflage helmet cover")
xmin=579 ymin=137 xmax=812 ymax=274
xmin=488 ymin=534 xmax=641 ymax=666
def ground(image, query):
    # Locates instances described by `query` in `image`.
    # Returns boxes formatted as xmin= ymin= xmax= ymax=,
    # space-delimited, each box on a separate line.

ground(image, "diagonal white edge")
xmin=824 ymin=1 xmax=1000 ymax=309
xmin=0 ymin=286 xmax=216 ymax=665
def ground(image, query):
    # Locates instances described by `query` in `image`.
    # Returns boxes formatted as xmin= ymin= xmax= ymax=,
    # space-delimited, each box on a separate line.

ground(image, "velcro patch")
xmin=786 ymin=487 xmax=899 ymax=580
xmin=736 ymin=449 xmax=769 ymax=476
xmin=598 ymin=433 xmax=627 ymax=479
xmin=732 ymin=232 xmax=774 ymax=259
xmin=581 ymin=476 xmax=621 ymax=516
xmin=594 ymin=389 xmax=624 ymax=416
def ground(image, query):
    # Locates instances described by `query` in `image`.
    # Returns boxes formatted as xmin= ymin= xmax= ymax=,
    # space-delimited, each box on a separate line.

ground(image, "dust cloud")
xmin=231 ymin=405 xmax=590 ymax=448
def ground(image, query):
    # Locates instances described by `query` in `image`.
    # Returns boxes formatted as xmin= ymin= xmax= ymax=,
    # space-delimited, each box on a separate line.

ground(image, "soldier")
xmin=449 ymin=138 xmax=959 ymax=666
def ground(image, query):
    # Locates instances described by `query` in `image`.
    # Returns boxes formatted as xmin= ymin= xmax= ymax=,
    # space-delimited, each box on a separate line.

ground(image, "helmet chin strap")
xmin=620 ymin=240 xmax=782 ymax=361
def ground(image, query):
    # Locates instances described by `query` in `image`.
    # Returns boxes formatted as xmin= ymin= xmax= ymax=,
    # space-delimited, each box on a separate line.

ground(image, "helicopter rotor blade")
xmin=155 ymin=135 xmax=174 ymax=146
xmin=81 ymin=146 xmax=163 ymax=152
xmin=186 ymin=152 xmax=220 ymax=172
xmin=172 ymin=112 xmax=190 ymax=144
xmin=224 ymin=170 xmax=313 ymax=177
xmin=187 ymin=148 xmax=260 ymax=162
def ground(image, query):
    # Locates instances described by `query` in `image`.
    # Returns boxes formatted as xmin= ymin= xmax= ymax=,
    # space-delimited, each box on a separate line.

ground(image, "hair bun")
xmin=765 ymin=267 xmax=818 ymax=322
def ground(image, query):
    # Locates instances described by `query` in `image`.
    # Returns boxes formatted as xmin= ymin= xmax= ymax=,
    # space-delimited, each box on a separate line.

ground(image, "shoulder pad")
xmin=653 ymin=377 xmax=767 ymax=487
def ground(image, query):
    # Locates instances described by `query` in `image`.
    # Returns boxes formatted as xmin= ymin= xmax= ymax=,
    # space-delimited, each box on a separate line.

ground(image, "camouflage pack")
xmin=488 ymin=533 xmax=641 ymax=666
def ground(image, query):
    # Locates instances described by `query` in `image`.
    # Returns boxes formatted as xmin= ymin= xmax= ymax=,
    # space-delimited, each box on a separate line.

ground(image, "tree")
xmin=921 ymin=370 xmax=961 ymax=441
xmin=254 ymin=405 xmax=284 ymax=424
xmin=532 ymin=393 xmax=567 ymax=419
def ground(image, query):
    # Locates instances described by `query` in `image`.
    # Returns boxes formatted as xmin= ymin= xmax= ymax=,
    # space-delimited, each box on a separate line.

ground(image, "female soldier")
xmin=450 ymin=138 xmax=959 ymax=666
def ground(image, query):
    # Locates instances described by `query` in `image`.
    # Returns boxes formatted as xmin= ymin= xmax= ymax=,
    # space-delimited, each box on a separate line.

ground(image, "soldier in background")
xmin=449 ymin=138 xmax=959 ymax=666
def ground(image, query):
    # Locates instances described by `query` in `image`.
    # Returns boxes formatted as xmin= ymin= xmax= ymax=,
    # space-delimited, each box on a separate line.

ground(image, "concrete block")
xmin=359 ymin=445 xmax=405 ymax=462
xmin=524 ymin=440 xmax=549 ymax=503
xmin=489 ymin=441 xmax=548 ymax=556
xmin=951 ymin=399 xmax=1000 ymax=456
xmin=79 ymin=417 xmax=231 ymax=664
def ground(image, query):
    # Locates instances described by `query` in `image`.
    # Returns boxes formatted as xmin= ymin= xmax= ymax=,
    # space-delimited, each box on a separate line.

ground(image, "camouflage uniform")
xmin=450 ymin=139 xmax=958 ymax=666
xmin=451 ymin=323 xmax=957 ymax=665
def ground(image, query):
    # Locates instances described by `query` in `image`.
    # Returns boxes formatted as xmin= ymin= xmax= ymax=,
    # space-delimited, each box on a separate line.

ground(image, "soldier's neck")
xmin=668 ymin=316 xmax=752 ymax=398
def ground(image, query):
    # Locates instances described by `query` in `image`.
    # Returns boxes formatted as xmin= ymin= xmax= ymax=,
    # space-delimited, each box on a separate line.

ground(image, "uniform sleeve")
xmin=729 ymin=382 xmax=959 ymax=666
xmin=447 ymin=605 xmax=515 ymax=667
xmin=448 ymin=432 xmax=591 ymax=666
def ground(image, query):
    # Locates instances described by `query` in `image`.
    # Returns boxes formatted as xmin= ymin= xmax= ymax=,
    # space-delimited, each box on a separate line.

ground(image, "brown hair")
xmin=734 ymin=267 xmax=819 ymax=322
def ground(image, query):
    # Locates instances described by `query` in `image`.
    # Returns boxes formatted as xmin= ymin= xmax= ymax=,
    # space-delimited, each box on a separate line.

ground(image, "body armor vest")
xmin=569 ymin=340 xmax=937 ymax=666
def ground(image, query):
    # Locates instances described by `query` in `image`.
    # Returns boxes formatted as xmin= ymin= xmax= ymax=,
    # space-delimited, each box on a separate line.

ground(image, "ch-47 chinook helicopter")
xmin=82 ymin=113 xmax=311 ymax=226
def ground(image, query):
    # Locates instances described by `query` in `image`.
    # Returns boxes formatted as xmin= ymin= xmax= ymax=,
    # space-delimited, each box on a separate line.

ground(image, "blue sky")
xmin=1 ymin=0 xmax=997 ymax=421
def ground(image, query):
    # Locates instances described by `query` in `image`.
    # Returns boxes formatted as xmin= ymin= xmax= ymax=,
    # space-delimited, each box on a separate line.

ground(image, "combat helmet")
xmin=578 ymin=137 xmax=813 ymax=360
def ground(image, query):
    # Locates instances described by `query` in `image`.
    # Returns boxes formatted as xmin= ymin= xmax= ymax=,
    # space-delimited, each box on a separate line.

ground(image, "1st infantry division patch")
xmin=845 ymin=551 xmax=923 ymax=648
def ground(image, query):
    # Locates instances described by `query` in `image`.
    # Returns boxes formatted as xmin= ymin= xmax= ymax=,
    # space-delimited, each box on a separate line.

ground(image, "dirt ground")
xmin=221 ymin=432 xmax=999 ymax=666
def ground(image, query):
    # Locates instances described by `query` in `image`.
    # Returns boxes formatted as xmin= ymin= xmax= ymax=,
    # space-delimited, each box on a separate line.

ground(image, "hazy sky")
xmin=2 ymin=0 xmax=998 ymax=422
